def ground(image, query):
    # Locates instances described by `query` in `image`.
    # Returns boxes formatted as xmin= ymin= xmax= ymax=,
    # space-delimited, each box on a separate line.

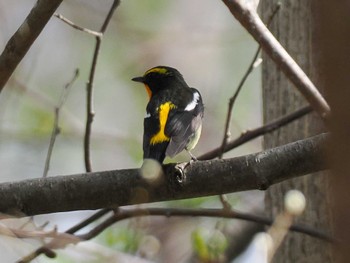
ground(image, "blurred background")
xmin=0 ymin=0 xmax=263 ymax=262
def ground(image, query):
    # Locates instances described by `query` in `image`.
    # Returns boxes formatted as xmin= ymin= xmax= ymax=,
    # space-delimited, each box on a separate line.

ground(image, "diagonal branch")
xmin=0 ymin=133 xmax=328 ymax=216
xmin=218 ymin=3 xmax=281 ymax=159
xmin=54 ymin=13 xmax=103 ymax=37
xmin=43 ymin=69 xmax=79 ymax=178
xmin=221 ymin=0 xmax=331 ymax=120
xmin=199 ymin=105 xmax=313 ymax=160
xmin=0 ymin=0 xmax=63 ymax=92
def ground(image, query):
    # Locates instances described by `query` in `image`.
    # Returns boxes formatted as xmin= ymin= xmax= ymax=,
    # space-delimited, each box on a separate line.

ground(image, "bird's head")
xmin=132 ymin=66 xmax=187 ymax=98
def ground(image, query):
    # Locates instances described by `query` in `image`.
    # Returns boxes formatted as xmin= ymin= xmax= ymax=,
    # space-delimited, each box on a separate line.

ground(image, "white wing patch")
xmin=145 ymin=111 xmax=151 ymax=118
xmin=185 ymin=91 xmax=199 ymax=111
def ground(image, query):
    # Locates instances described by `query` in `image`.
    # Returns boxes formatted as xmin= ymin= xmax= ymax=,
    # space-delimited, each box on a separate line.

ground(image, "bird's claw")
xmin=174 ymin=162 xmax=190 ymax=184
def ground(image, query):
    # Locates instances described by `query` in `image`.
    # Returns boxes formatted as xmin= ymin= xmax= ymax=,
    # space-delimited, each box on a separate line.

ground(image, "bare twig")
xmin=84 ymin=0 xmax=120 ymax=172
xmin=80 ymin=4 xmax=120 ymax=260
xmin=218 ymin=52 xmax=261 ymax=159
xmin=54 ymin=13 xmax=103 ymax=37
xmin=0 ymin=0 xmax=63 ymax=92
xmin=20 ymin=209 xmax=111 ymax=262
xmin=18 ymin=204 xmax=332 ymax=262
xmin=43 ymin=69 xmax=79 ymax=178
xmin=77 ymin=207 xmax=333 ymax=242
xmin=218 ymin=3 xmax=281 ymax=159
xmin=0 ymin=224 xmax=67 ymax=240
xmin=217 ymin=3 xmax=281 ymax=208
xmin=49 ymin=4 xmax=120 ymax=263
xmin=18 ymin=231 xmax=80 ymax=263
xmin=19 ymin=247 xmax=56 ymax=263
xmin=199 ymin=105 xmax=312 ymax=160
xmin=66 ymin=208 xmax=111 ymax=234
xmin=221 ymin=0 xmax=331 ymax=120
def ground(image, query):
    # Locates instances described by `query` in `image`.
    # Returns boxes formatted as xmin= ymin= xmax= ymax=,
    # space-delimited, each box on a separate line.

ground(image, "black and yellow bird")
xmin=132 ymin=66 xmax=204 ymax=164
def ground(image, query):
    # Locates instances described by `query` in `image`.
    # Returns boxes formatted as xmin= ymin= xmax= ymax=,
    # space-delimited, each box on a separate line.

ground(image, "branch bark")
xmin=0 ymin=134 xmax=328 ymax=216
xmin=0 ymin=0 xmax=63 ymax=92
xmin=199 ymin=105 xmax=312 ymax=160
xmin=221 ymin=0 xmax=331 ymax=120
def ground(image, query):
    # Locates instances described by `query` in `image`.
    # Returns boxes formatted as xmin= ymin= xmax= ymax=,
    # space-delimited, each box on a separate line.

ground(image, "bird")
xmin=132 ymin=66 xmax=204 ymax=164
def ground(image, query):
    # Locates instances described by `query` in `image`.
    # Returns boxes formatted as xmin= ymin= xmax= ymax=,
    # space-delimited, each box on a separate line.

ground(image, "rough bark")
xmin=0 ymin=134 xmax=327 ymax=216
xmin=261 ymin=1 xmax=332 ymax=262
xmin=317 ymin=1 xmax=350 ymax=262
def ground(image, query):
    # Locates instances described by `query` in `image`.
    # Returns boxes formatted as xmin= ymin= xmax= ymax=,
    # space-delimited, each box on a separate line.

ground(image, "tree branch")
xmin=199 ymin=105 xmax=313 ymax=160
xmin=77 ymin=207 xmax=333 ymax=242
xmin=0 ymin=134 xmax=328 ymax=216
xmin=0 ymin=0 xmax=63 ymax=92
xmin=218 ymin=2 xmax=280 ymax=159
xmin=43 ymin=69 xmax=79 ymax=178
xmin=19 ymin=204 xmax=333 ymax=263
xmin=221 ymin=0 xmax=331 ymax=120
xmin=54 ymin=13 xmax=103 ymax=37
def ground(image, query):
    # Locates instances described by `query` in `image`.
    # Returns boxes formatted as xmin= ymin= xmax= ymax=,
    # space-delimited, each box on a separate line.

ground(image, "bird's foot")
xmin=187 ymin=150 xmax=198 ymax=163
xmin=175 ymin=151 xmax=199 ymax=184
xmin=174 ymin=162 xmax=188 ymax=184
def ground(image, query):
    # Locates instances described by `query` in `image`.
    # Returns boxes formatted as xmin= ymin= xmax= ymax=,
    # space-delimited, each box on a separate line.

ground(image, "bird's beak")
xmin=131 ymin=76 xmax=144 ymax=83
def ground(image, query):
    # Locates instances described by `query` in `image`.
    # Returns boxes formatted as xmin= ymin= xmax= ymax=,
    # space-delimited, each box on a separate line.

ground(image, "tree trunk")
xmin=261 ymin=0 xmax=332 ymax=262
xmin=318 ymin=1 xmax=350 ymax=262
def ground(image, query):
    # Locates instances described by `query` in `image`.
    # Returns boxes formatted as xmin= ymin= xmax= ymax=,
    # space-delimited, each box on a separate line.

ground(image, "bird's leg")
xmin=175 ymin=150 xmax=198 ymax=184
xmin=186 ymin=149 xmax=198 ymax=163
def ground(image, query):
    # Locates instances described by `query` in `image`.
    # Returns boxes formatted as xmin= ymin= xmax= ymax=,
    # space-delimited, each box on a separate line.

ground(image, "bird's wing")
xmin=165 ymin=108 xmax=203 ymax=158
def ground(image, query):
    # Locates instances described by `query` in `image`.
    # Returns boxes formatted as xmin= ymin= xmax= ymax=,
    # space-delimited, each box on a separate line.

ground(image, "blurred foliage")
xmin=19 ymin=101 xmax=54 ymax=135
xmin=167 ymin=193 xmax=240 ymax=208
xmin=99 ymin=223 xmax=143 ymax=254
xmin=192 ymin=228 xmax=228 ymax=263
xmin=193 ymin=229 xmax=210 ymax=261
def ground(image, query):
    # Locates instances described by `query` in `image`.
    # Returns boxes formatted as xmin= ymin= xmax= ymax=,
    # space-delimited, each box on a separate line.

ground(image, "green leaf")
xmin=192 ymin=229 xmax=209 ymax=261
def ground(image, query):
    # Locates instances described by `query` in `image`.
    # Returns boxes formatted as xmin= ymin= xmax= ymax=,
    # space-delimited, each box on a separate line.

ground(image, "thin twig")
xmin=84 ymin=0 xmax=120 ymax=172
xmin=54 ymin=13 xmax=103 ymax=37
xmin=17 ymin=205 xmax=332 ymax=262
xmin=18 ymin=247 xmax=56 ymax=263
xmin=217 ymin=3 xmax=281 ymax=208
xmin=42 ymin=3 xmax=119 ymax=262
xmin=66 ymin=208 xmax=111 ymax=234
xmin=19 ymin=208 xmax=111 ymax=263
xmin=43 ymin=69 xmax=79 ymax=178
xmin=218 ymin=51 xmax=261 ymax=159
xmin=199 ymin=105 xmax=313 ymax=160
xmin=77 ymin=207 xmax=334 ymax=242
xmin=221 ymin=0 xmax=331 ymax=120
xmin=219 ymin=3 xmax=281 ymax=159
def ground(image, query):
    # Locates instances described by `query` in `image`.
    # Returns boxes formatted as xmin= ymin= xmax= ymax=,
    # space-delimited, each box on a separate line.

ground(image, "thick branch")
xmin=0 ymin=0 xmax=63 ymax=92
xmin=0 ymin=134 xmax=328 ymax=216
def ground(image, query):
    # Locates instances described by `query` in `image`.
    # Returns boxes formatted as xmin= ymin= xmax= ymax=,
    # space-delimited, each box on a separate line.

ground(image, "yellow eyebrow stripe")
xmin=145 ymin=67 xmax=168 ymax=75
xmin=150 ymin=102 xmax=176 ymax=145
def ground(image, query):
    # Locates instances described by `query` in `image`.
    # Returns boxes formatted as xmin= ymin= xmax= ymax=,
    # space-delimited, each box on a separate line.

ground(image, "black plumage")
xmin=132 ymin=66 xmax=204 ymax=163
